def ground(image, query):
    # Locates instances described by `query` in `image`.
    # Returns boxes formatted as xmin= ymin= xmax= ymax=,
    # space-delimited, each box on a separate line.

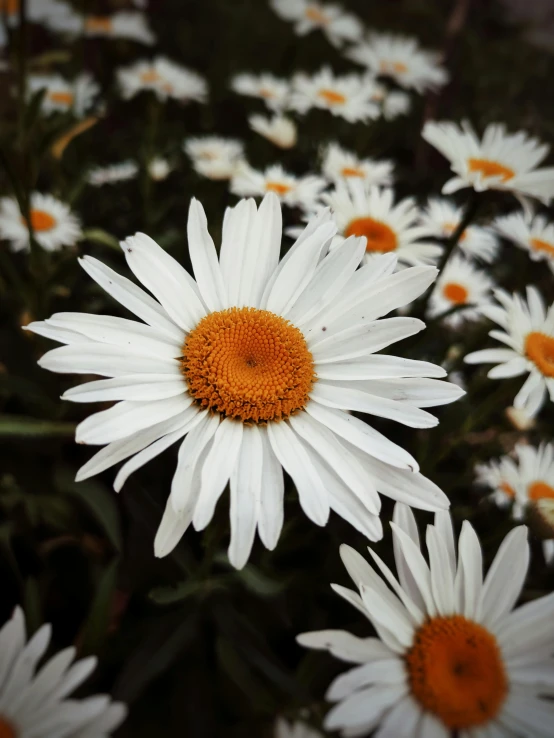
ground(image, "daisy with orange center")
xmin=184 ymin=137 xmax=245 ymax=181
xmin=466 ymin=286 xmax=554 ymax=417
xmin=298 ymin=502 xmax=554 ymax=737
xmin=48 ymin=9 xmax=155 ymax=44
xmin=230 ymin=164 xmax=325 ymax=209
xmin=249 ymin=114 xmax=298 ymax=149
xmin=231 ymin=73 xmax=290 ymax=111
xmin=270 ymin=0 xmax=362 ymax=48
xmin=427 ymin=255 xmax=494 ymax=328
xmin=0 ymin=193 xmax=81 ymax=252
xmin=494 ymin=210 xmax=554 ymax=274
xmin=290 ymin=68 xmax=381 ymax=123
xmin=28 ymin=73 xmax=99 ymax=117
xmin=117 ymin=57 xmax=207 ymax=103
xmin=321 ymin=143 xmax=394 ymax=188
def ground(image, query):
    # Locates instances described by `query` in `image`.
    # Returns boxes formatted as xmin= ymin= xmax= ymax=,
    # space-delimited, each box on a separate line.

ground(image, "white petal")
xmin=310 ymin=317 xmax=425 ymax=359
xmin=326 ymin=659 xmax=406 ymax=702
xmin=373 ymin=695 xmax=422 ymax=738
xmin=39 ymin=343 xmax=180 ymax=377
xmin=324 ymin=684 xmax=407 ymax=732
xmin=392 ymin=503 xmax=425 ymax=612
xmin=187 ymin=198 xmax=227 ymax=311
xmin=464 ymin=348 xmax=520 ymax=364
xmin=390 ymin=523 xmax=436 ymax=616
xmin=416 ymin=712 xmax=449 ymax=738
xmin=63 ymin=375 xmax=186 ymax=403
xmin=296 ymin=630 xmax=393 ymax=665
xmin=257 ymin=429 xmax=285 ymax=550
xmin=154 ymin=497 xmax=193 ymax=558
xmin=219 ymin=198 xmax=257 ymax=307
xmin=488 ymin=358 xmax=528 ymax=378
xmin=315 ymin=355 xmax=447 ymax=381
xmin=455 ymin=521 xmax=483 ymax=620
xmin=426 ymin=525 xmax=455 ymax=615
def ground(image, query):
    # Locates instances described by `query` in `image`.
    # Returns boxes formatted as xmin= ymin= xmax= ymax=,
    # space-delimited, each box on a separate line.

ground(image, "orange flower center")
xmin=0 ymin=716 xmax=16 ymax=738
xmin=443 ymin=221 xmax=467 ymax=241
xmin=85 ymin=16 xmax=113 ymax=32
xmin=0 ymin=0 xmax=18 ymax=16
xmin=525 ymin=332 xmax=554 ymax=377
xmin=305 ymin=6 xmax=328 ymax=23
xmin=318 ymin=88 xmax=346 ymax=105
xmin=341 ymin=166 xmax=364 ymax=178
xmin=345 ymin=217 xmax=398 ymax=253
xmin=259 ymin=87 xmax=275 ymax=99
xmin=467 ymin=158 xmax=514 ymax=182
xmin=529 ymin=481 xmax=554 ymax=501
xmin=265 ymin=181 xmax=292 ymax=195
xmin=380 ymin=60 xmax=409 ymax=74
xmin=140 ymin=69 xmax=161 ymax=84
xmin=22 ymin=209 xmax=56 ymax=232
xmin=500 ymin=481 xmax=516 ymax=498
xmin=530 ymin=238 xmax=554 ymax=258
xmin=406 ymin=615 xmax=508 ymax=730
xmin=442 ymin=282 xmax=469 ymax=304
xmin=48 ymin=91 xmax=74 ymax=106
xmin=181 ymin=307 xmax=315 ymax=423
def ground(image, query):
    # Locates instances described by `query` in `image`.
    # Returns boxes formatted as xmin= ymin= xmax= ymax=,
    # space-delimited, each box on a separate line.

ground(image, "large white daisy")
xmin=427 ymin=255 xmax=494 ymax=328
xmin=0 ymin=192 xmax=82 ymax=252
xmin=28 ymin=73 xmax=99 ymax=117
xmin=117 ymin=57 xmax=207 ymax=103
xmin=184 ymin=137 xmax=245 ymax=181
xmin=270 ymin=0 xmax=363 ymax=48
xmin=494 ymin=210 xmax=554 ymax=273
xmin=321 ymin=143 xmax=394 ymax=188
xmin=298 ymin=503 xmax=554 ymax=737
xmin=28 ymin=194 xmax=462 ymax=569
xmin=0 ymin=606 xmax=126 ymax=737
xmin=231 ymin=73 xmax=290 ymax=111
xmin=231 ymin=164 xmax=325 ymax=209
xmin=465 ymin=286 xmax=554 ymax=417
xmin=422 ymin=121 xmax=554 ymax=204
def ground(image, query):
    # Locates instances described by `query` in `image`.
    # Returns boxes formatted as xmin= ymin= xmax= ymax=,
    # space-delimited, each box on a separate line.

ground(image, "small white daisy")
xmin=423 ymin=121 xmax=554 ymax=205
xmin=0 ymin=192 xmax=81 ymax=252
xmin=465 ymin=286 xmax=554 ymax=417
xmin=505 ymin=404 xmax=536 ymax=431
xmin=321 ymin=179 xmax=443 ymax=267
xmin=275 ymin=717 xmax=323 ymax=738
xmin=321 ymin=143 xmax=394 ymax=188
xmin=427 ymin=255 xmax=494 ymax=327
xmin=231 ymin=164 xmax=325 ymax=209
xmin=381 ymin=89 xmax=411 ymax=120
xmin=2 ymin=0 xmax=70 ymax=26
xmin=231 ymin=73 xmax=290 ymax=111
xmin=420 ymin=197 xmax=499 ymax=263
xmin=494 ymin=210 xmax=554 ymax=273
xmin=117 ymin=57 xmax=207 ymax=103
xmin=270 ymin=0 xmax=363 ymax=48
xmin=0 ymin=606 xmax=126 ymax=737
xmin=148 ymin=157 xmax=172 ymax=181
xmin=48 ymin=10 xmax=155 ymax=44
xmin=87 ymin=161 xmax=139 ymax=187
xmin=298 ymin=503 xmax=554 ymax=737
xmin=249 ymin=114 xmax=297 ymax=149
xmin=28 ymin=194 xmax=462 ymax=568
xmin=348 ymin=32 xmax=448 ymax=93
xmin=184 ymin=137 xmax=245 ymax=181
xmin=290 ymin=68 xmax=381 ymax=123
xmin=28 ymin=72 xmax=99 ymax=117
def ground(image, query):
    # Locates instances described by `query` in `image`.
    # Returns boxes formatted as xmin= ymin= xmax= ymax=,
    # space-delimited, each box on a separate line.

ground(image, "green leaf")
xmin=79 ymin=558 xmax=119 ymax=657
xmin=82 ymin=228 xmax=121 ymax=250
xmin=0 ymin=416 xmax=76 ymax=438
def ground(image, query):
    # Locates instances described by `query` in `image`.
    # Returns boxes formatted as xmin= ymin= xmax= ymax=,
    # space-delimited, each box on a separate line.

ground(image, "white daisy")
xmin=249 ymin=114 xmax=297 ymax=149
xmin=427 ymin=255 xmax=493 ymax=327
xmin=28 ymin=194 xmax=462 ymax=569
xmin=465 ymin=286 xmax=554 ymax=417
xmin=231 ymin=73 xmax=290 ymax=111
xmin=231 ymin=164 xmax=325 ymax=209
xmin=475 ymin=451 xmax=525 ymax=516
xmin=48 ymin=10 xmax=155 ymax=44
xmin=321 ymin=180 xmax=443 ymax=267
xmin=494 ymin=210 xmax=554 ymax=273
xmin=117 ymin=57 xmax=207 ymax=103
xmin=2 ymin=0 xmax=71 ymax=27
xmin=148 ymin=157 xmax=172 ymax=181
xmin=381 ymin=90 xmax=411 ymax=120
xmin=321 ymin=143 xmax=394 ymax=188
xmin=420 ymin=197 xmax=499 ymax=263
xmin=270 ymin=0 xmax=363 ymax=48
xmin=290 ymin=68 xmax=381 ymax=123
xmin=28 ymin=72 xmax=99 ymax=117
xmin=422 ymin=121 xmax=554 ymax=205
xmin=298 ymin=503 xmax=554 ymax=738
xmin=348 ymin=32 xmax=448 ymax=93
xmin=0 ymin=193 xmax=81 ymax=252
xmin=275 ymin=717 xmax=322 ymax=738
xmin=87 ymin=161 xmax=139 ymax=187
xmin=184 ymin=137 xmax=245 ymax=181
xmin=0 ymin=606 xmax=126 ymax=737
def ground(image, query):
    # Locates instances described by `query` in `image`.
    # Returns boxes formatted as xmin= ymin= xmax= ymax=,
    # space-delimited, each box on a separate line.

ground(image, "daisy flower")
xmin=298 ymin=503 xmax=554 ymax=738
xmin=494 ymin=210 xmax=554 ymax=273
xmin=231 ymin=73 xmax=290 ymax=111
xmin=275 ymin=717 xmax=322 ymax=738
xmin=2 ymin=0 xmax=71 ymax=27
xmin=249 ymin=114 xmax=297 ymax=149
xmin=148 ymin=157 xmax=172 ymax=181
xmin=231 ymin=164 xmax=325 ymax=209
xmin=270 ymin=0 xmax=363 ymax=48
xmin=28 ymin=72 xmax=99 ymax=117
xmin=87 ymin=161 xmax=139 ymax=187
xmin=348 ymin=32 xmax=448 ymax=93
xmin=427 ymin=255 xmax=493 ymax=327
xmin=0 ymin=606 xmax=126 ymax=737
xmin=321 ymin=143 xmax=394 ymax=188
xmin=465 ymin=286 xmax=554 ymax=417
xmin=184 ymin=137 xmax=245 ymax=180
xmin=117 ymin=57 xmax=207 ymax=103
xmin=420 ymin=197 xmax=499 ymax=263
xmin=289 ymin=68 xmax=381 ymax=123
xmin=381 ymin=90 xmax=411 ymax=120
xmin=321 ymin=180 xmax=443 ymax=267
xmin=49 ymin=10 xmax=155 ymax=44
xmin=422 ymin=121 xmax=554 ymax=205
xmin=475 ymin=451 xmax=525 ymax=517
xmin=0 ymin=193 xmax=81 ymax=252
xmin=27 ymin=194 xmax=462 ymax=568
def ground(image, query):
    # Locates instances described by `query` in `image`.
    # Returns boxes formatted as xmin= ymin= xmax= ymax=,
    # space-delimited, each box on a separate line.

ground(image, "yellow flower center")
xmin=530 ymin=237 xmax=554 ymax=258
xmin=525 ymin=332 xmax=554 ymax=377
xmin=85 ymin=16 xmax=113 ymax=32
xmin=443 ymin=221 xmax=467 ymax=241
xmin=380 ymin=60 xmax=409 ymax=74
xmin=140 ymin=69 xmax=161 ymax=84
xmin=318 ymin=88 xmax=346 ymax=105
xmin=181 ymin=307 xmax=315 ymax=423
xmin=345 ymin=217 xmax=398 ymax=253
xmin=48 ymin=91 xmax=74 ymax=106
xmin=22 ymin=209 xmax=56 ymax=232
xmin=405 ymin=615 xmax=508 ymax=730
xmin=265 ymin=181 xmax=292 ymax=195
xmin=442 ymin=282 xmax=469 ymax=304
xmin=259 ymin=87 xmax=275 ymax=99
xmin=529 ymin=481 xmax=554 ymax=501
xmin=0 ymin=716 xmax=16 ymax=738
xmin=305 ymin=6 xmax=328 ymax=23
xmin=500 ymin=481 xmax=516 ymax=498
xmin=467 ymin=158 xmax=514 ymax=182
xmin=341 ymin=166 xmax=365 ymax=178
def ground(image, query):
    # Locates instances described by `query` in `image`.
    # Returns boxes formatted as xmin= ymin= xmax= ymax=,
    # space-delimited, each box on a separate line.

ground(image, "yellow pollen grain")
xmin=530 ymin=237 xmax=554 ymax=258
xmin=345 ymin=217 xmax=398 ymax=253
xmin=318 ymin=88 xmax=346 ymax=105
xmin=468 ymin=158 xmax=514 ymax=182
xmin=525 ymin=331 xmax=554 ymax=378
xmin=180 ymin=307 xmax=315 ymax=423
xmin=442 ymin=282 xmax=469 ymax=304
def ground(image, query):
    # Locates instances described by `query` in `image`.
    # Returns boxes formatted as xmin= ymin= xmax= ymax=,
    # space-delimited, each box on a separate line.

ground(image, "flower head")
xmin=290 ymin=68 xmax=381 ymax=123
xmin=231 ymin=164 xmax=325 ymax=208
xmin=148 ymin=156 xmax=172 ymax=181
xmin=28 ymin=72 xmax=99 ymax=117
xmin=0 ymin=193 xmax=81 ymax=252
xmin=48 ymin=9 xmax=155 ymax=44
xmin=249 ymin=114 xmax=298 ymax=149
xmin=321 ymin=143 xmax=394 ymax=188
xmin=184 ymin=137 xmax=245 ymax=180
xmin=427 ymin=255 xmax=494 ymax=327
xmin=118 ymin=57 xmax=207 ymax=103
xmin=231 ymin=73 xmax=290 ymax=111
xmin=87 ymin=161 xmax=139 ymax=186
xmin=270 ymin=0 xmax=363 ymax=47
xmin=494 ymin=210 xmax=554 ymax=273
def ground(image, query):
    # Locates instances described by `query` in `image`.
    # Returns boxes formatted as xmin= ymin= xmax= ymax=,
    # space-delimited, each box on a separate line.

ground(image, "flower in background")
xmin=494 ymin=210 xmax=554 ymax=273
xmin=249 ymin=114 xmax=297 ymax=149
xmin=28 ymin=72 xmax=99 ymax=117
xmin=420 ymin=197 xmax=499 ymax=263
xmin=290 ymin=68 xmax=381 ymax=123
xmin=465 ymin=286 xmax=554 ymax=417
xmin=231 ymin=164 xmax=325 ymax=209
xmin=148 ymin=157 xmax=172 ymax=181
xmin=118 ymin=57 xmax=207 ymax=103
xmin=28 ymin=194 xmax=462 ymax=568
xmin=427 ymin=255 xmax=494 ymax=327
xmin=231 ymin=73 xmax=290 ymax=111
xmin=87 ymin=161 xmax=139 ymax=186
xmin=423 ymin=121 xmax=554 ymax=205
xmin=184 ymin=137 xmax=245 ymax=180
xmin=505 ymin=404 xmax=536 ymax=431
xmin=348 ymin=32 xmax=448 ymax=93
xmin=381 ymin=89 xmax=411 ymax=120
xmin=321 ymin=143 xmax=394 ymax=187
xmin=475 ymin=451 xmax=524 ymax=516
xmin=0 ymin=606 xmax=126 ymax=736
xmin=0 ymin=193 xmax=81 ymax=252
xmin=270 ymin=0 xmax=363 ymax=47
xmin=49 ymin=10 xmax=155 ymax=44
xmin=2 ymin=0 xmax=71 ymax=27
xmin=275 ymin=717 xmax=322 ymax=738
xmin=321 ymin=180 xmax=442 ymax=267
xmin=298 ymin=503 xmax=554 ymax=737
